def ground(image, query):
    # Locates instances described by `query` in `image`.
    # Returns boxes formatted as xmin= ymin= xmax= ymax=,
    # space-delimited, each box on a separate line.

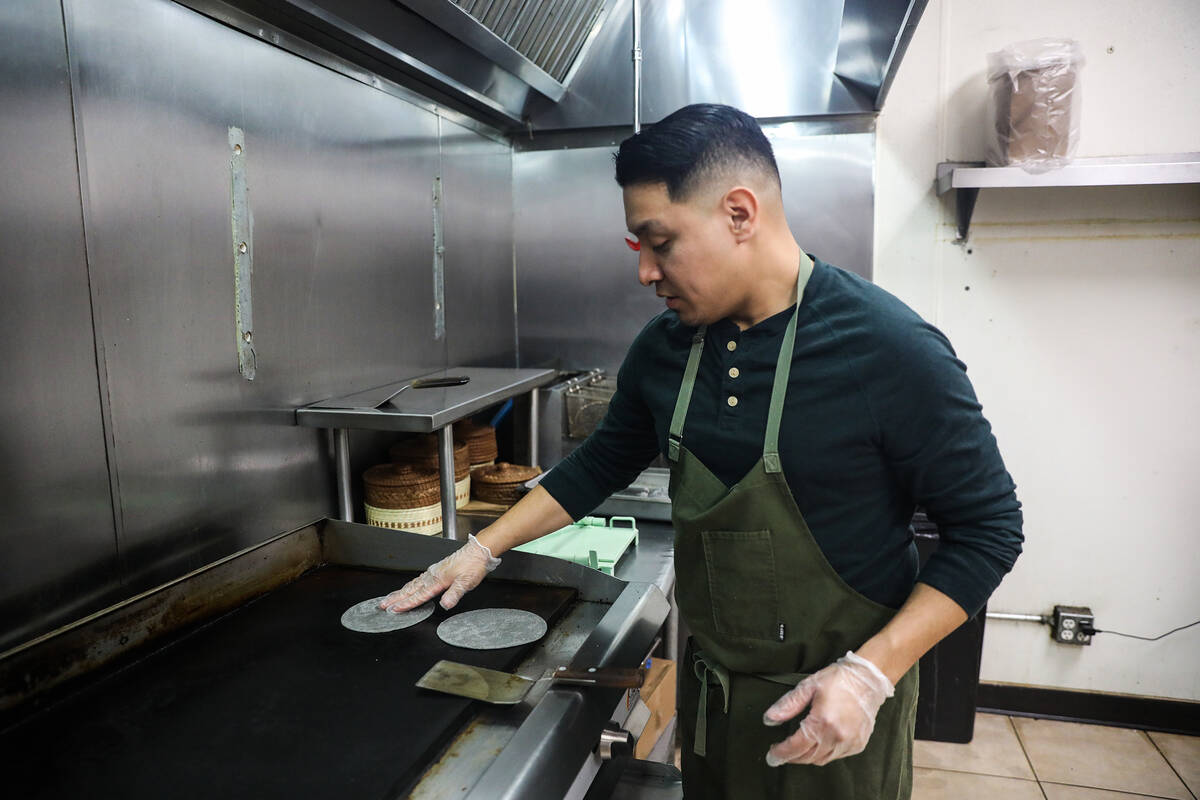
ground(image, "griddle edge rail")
xmin=458 ymin=581 xmax=671 ymax=800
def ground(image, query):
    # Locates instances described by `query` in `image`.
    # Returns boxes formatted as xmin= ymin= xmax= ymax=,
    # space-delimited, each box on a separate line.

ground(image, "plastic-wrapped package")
xmin=986 ymin=38 xmax=1085 ymax=173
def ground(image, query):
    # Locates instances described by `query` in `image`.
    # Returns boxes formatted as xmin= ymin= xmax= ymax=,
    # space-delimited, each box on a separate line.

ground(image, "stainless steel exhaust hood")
xmin=185 ymin=0 xmax=610 ymax=126
xmin=431 ymin=0 xmax=608 ymax=85
xmin=200 ymin=0 xmax=926 ymax=130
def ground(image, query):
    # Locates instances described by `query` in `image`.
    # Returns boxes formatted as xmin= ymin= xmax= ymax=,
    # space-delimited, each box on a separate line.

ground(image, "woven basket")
xmin=458 ymin=419 xmax=499 ymax=466
xmin=472 ymin=462 xmax=541 ymax=506
xmin=362 ymin=463 xmax=441 ymax=509
xmin=388 ymin=435 xmax=470 ymax=481
xmin=454 ymin=474 xmax=470 ymax=509
xmin=365 ymin=501 xmax=442 ymax=534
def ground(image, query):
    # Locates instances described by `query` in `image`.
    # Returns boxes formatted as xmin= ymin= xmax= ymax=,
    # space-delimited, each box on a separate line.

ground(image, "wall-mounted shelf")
xmin=935 ymin=153 xmax=1200 ymax=242
xmin=297 ymin=367 xmax=557 ymax=540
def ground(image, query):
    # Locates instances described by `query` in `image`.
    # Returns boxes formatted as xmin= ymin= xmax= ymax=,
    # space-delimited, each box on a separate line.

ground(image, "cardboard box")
xmin=635 ymin=658 xmax=677 ymax=760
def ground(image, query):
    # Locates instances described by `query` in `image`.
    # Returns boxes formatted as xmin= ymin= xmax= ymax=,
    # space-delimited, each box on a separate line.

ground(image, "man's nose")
xmin=637 ymin=251 xmax=662 ymax=287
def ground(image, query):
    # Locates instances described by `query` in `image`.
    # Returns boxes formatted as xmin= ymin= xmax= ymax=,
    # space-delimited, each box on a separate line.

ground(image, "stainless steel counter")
xmin=458 ymin=511 xmax=679 ymax=665
xmin=612 ymin=519 xmax=679 ymax=668
xmin=296 ymin=366 xmax=558 ymax=539
xmin=298 ymin=367 xmax=556 ymax=431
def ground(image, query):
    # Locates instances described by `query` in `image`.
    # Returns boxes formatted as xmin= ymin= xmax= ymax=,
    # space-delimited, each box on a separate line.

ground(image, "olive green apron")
xmin=668 ymin=253 xmax=918 ymax=799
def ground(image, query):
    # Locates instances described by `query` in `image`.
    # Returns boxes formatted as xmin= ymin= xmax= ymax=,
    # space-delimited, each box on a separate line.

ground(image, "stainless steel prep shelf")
xmin=936 ymin=153 xmax=1200 ymax=242
xmin=296 ymin=366 xmax=557 ymax=539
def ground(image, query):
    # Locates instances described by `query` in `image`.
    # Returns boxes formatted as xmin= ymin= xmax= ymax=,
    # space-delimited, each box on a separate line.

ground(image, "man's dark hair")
xmin=614 ymin=104 xmax=780 ymax=200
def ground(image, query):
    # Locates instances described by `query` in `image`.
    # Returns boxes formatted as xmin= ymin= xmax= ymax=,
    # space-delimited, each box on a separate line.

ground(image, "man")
xmin=381 ymin=104 xmax=1023 ymax=799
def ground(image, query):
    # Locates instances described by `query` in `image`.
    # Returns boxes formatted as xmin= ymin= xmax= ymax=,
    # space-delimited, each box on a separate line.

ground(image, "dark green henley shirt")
xmin=540 ymin=257 xmax=1023 ymax=616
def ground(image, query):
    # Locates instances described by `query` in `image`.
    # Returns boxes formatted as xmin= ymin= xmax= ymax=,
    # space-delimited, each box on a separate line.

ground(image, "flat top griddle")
xmin=3 ymin=565 xmax=576 ymax=800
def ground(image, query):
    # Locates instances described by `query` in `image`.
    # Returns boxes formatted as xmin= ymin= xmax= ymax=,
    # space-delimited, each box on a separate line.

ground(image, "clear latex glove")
xmin=378 ymin=534 xmax=501 ymax=612
xmin=762 ymin=650 xmax=895 ymax=767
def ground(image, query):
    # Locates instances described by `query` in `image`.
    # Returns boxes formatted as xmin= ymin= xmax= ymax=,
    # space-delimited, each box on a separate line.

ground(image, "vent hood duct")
xmin=439 ymin=0 xmax=608 ymax=84
xmin=833 ymin=0 xmax=927 ymax=110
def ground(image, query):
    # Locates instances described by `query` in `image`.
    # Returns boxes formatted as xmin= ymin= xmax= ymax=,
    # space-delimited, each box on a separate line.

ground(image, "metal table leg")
xmin=334 ymin=428 xmax=353 ymax=522
xmin=438 ymin=424 xmax=460 ymax=541
xmin=528 ymin=389 xmax=540 ymax=467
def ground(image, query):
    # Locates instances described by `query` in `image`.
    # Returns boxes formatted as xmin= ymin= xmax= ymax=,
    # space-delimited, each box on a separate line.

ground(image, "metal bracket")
xmin=597 ymin=723 xmax=634 ymax=761
xmin=952 ymin=186 xmax=980 ymax=244
xmin=432 ymin=174 xmax=445 ymax=341
xmin=935 ymin=161 xmax=983 ymax=244
xmin=229 ymin=126 xmax=255 ymax=380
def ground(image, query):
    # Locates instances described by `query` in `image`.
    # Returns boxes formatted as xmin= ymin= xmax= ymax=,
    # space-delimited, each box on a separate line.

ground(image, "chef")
xmin=381 ymin=103 xmax=1023 ymax=799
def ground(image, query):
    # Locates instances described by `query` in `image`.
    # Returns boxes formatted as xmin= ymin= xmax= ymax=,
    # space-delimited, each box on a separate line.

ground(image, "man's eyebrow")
xmin=629 ymin=220 xmax=664 ymax=237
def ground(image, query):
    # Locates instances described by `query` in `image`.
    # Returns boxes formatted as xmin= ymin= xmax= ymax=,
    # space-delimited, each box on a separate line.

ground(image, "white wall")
xmin=875 ymin=0 xmax=1200 ymax=701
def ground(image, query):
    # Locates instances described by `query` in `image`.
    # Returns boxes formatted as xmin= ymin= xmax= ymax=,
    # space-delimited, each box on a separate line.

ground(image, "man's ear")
xmin=723 ymin=187 xmax=759 ymax=242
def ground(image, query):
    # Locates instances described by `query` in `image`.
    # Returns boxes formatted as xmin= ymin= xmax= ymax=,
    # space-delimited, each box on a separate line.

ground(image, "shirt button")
xmin=728 ymin=367 xmax=740 ymax=379
xmin=727 ymin=396 xmax=738 ymax=407
xmin=726 ymin=341 xmax=737 ymax=352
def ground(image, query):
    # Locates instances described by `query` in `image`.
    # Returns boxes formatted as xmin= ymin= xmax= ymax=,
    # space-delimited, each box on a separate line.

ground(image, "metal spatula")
xmin=416 ymin=659 xmax=645 ymax=705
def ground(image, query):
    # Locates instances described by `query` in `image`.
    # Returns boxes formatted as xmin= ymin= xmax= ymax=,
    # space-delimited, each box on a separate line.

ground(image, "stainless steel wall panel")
xmin=637 ymin=0 xmax=689 ymax=126
xmin=513 ymin=122 xmax=874 ymax=373
xmin=768 ymin=124 xmax=875 ymax=279
xmin=237 ymin=49 xmax=444 ymax=393
xmin=63 ymin=0 xmax=446 ymax=594
xmin=514 ymin=146 xmax=662 ymax=371
xmin=0 ymin=1 xmax=121 ymax=652
xmin=439 ymin=120 xmax=518 ymax=367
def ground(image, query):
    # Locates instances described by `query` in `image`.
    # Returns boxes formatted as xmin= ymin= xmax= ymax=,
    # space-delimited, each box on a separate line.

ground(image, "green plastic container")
xmin=513 ymin=516 xmax=638 ymax=574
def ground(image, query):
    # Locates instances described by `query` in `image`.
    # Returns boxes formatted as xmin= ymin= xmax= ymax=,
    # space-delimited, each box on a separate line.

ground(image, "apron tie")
xmin=690 ymin=651 xmax=811 ymax=758
xmin=691 ymin=650 xmax=730 ymax=757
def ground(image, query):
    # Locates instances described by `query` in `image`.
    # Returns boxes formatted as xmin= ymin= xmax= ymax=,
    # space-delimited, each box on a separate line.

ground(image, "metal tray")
xmin=593 ymin=468 xmax=672 ymax=522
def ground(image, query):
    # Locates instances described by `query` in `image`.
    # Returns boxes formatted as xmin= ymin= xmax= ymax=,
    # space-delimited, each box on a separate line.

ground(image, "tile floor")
xmin=914 ymin=713 xmax=1200 ymax=800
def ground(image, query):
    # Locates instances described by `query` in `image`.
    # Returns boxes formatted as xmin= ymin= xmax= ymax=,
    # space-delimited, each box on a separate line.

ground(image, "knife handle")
xmin=551 ymin=667 xmax=646 ymax=688
xmin=412 ymin=376 xmax=470 ymax=388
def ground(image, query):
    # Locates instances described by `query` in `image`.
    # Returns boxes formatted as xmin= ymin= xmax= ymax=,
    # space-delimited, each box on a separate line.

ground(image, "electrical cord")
xmin=1080 ymin=619 xmax=1200 ymax=641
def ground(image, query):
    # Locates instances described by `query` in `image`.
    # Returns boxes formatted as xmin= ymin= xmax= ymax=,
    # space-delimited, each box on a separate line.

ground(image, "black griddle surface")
xmin=3 ymin=566 xmax=576 ymax=799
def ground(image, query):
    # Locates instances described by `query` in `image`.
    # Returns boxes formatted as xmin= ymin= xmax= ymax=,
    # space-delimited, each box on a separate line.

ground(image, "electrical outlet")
xmin=1052 ymin=605 xmax=1094 ymax=645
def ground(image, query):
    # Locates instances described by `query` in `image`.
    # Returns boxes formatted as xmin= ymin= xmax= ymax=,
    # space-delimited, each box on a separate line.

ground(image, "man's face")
xmin=623 ymin=182 xmax=740 ymax=326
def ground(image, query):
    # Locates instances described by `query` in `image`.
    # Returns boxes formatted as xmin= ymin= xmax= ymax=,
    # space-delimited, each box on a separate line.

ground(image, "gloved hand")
xmin=378 ymin=534 xmax=501 ymax=612
xmin=762 ymin=650 xmax=894 ymax=767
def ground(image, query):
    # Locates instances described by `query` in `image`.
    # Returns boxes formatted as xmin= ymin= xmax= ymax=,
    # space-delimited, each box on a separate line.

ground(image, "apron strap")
xmin=763 ymin=252 xmax=814 ymax=473
xmin=667 ymin=250 xmax=813 ymax=468
xmin=668 ymin=326 xmax=707 ymax=462
xmin=691 ymin=649 xmax=731 ymax=758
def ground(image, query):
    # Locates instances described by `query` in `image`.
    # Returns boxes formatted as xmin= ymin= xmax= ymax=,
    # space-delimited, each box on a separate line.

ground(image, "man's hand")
xmin=762 ymin=651 xmax=894 ymax=767
xmin=379 ymin=534 xmax=501 ymax=612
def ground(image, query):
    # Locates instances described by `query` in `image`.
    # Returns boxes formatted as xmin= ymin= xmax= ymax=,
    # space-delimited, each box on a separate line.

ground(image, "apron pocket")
xmin=701 ymin=529 xmax=781 ymax=641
